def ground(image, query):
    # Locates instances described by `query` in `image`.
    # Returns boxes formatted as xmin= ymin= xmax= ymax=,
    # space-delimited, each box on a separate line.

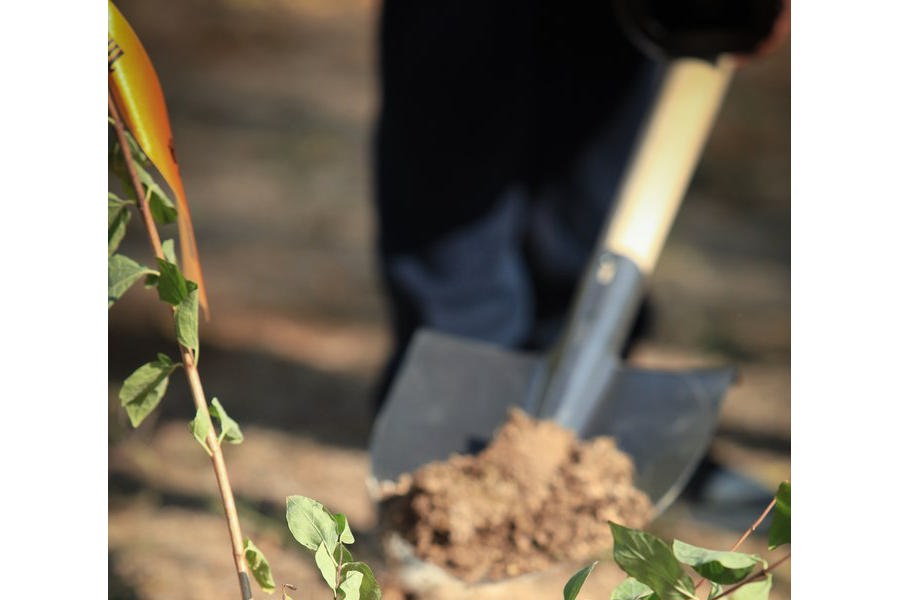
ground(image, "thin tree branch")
xmin=107 ymin=90 xmax=164 ymax=259
xmin=109 ymin=86 xmax=254 ymax=600
xmin=731 ymin=497 xmax=778 ymax=552
xmin=708 ymin=553 xmax=791 ymax=600
xmin=692 ymin=493 xmax=780 ymax=594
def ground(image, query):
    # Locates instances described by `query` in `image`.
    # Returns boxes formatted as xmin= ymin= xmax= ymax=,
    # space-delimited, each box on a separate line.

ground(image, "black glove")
xmin=615 ymin=0 xmax=786 ymax=59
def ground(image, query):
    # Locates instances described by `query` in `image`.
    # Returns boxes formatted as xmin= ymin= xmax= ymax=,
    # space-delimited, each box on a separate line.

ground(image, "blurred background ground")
xmin=108 ymin=1 xmax=790 ymax=598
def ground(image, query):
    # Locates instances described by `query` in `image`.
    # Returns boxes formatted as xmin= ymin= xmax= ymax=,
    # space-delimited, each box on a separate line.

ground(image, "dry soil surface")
xmin=380 ymin=409 xmax=653 ymax=583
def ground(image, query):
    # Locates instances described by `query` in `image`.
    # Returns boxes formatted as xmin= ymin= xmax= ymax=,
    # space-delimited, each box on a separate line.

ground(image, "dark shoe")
xmin=678 ymin=456 xmax=777 ymax=532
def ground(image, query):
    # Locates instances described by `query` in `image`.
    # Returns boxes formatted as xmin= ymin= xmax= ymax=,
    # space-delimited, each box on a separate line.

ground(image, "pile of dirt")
xmin=379 ymin=408 xmax=654 ymax=583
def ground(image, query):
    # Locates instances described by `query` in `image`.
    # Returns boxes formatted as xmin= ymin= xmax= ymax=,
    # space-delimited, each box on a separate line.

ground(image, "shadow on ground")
xmin=109 ymin=328 xmax=377 ymax=450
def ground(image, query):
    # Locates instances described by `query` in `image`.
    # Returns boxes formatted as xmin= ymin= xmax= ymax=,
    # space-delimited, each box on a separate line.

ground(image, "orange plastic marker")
xmin=108 ymin=0 xmax=209 ymax=317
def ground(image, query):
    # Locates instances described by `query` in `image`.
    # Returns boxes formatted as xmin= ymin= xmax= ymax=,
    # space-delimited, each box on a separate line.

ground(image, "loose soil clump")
xmin=379 ymin=408 xmax=654 ymax=582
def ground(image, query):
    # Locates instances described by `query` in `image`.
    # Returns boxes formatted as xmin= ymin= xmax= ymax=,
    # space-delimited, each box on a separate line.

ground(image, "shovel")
xmin=370 ymin=56 xmax=737 ymax=514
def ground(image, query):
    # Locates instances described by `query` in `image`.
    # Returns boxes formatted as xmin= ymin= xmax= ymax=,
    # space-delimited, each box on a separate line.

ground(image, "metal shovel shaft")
xmin=536 ymin=57 xmax=735 ymax=429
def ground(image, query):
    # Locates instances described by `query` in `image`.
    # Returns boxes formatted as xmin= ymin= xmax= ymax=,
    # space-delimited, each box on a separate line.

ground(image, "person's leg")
xmin=373 ymin=2 xmax=667 ymax=406
xmin=374 ymin=187 xmax=534 ymax=405
xmin=373 ymin=1 xmax=539 ymax=407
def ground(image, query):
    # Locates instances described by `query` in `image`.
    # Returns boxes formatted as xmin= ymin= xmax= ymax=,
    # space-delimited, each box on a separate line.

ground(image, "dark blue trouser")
xmin=373 ymin=1 xmax=665 ymax=406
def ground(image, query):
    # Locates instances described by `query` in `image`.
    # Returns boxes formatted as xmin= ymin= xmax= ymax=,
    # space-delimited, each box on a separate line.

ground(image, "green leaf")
xmin=156 ymin=258 xmax=190 ymax=305
xmin=149 ymin=189 xmax=178 ymax=225
xmin=673 ymin=540 xmax=760 ymax=585
xmin=730 ymin=574 xmax=772 ymax=600
xmin=109 ymin=254 xmax=155 ymax=308
xmin=315 ymin=542 xmax=338 ymax=591
xmin=609 ymin=522 xmax=696 ymax=600
xmin=333 ymin=513 xmax=355 ymax=545
xmin=162 ymin=239 xmax=178 ymax=265
xmin=109 ymin=133 xmax=146 ymax=188
xmin=768 ymin=482 xmax=790 ymax=550
xmin=339 ymin=570 xmax=363 ymax=600
xmin=340 ymin=562 xmax=381 ymax=600
xmin=612 ymin=578 xmax=657 ymax=600
xmin=210 ymin=397 xmax=243 ymax=444
xmin=244 ymin=538 xmax=276 ymax=594
xmin=108 ymin=193 xmax=132 ymax=257
xmin=119 ymin=354 xmax=179 ymax=427
xmin=189 ymin=406 xmax=212 ymax=456
xmin=335 ymin=544 xmax=353 ymax=566
xmin=286 ymin=495 xmax=340 ymax=555
xmin=706 ymin=583 xmax=722 ymax=600
xmin=110 ymin=134 xmax=177 ymax=227
xmin=563 ymin=561 xmax=597 ymax=600
xmin=175 ymin=284 xmax=200 ymax=355
xmin=136 ymin=162 xmax=176 ymax=226
xmin=120 ymin=128 xmax=149 ymax=165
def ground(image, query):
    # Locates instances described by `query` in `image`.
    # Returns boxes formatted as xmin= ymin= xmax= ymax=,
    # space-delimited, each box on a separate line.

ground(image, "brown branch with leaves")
xmin=109 ymin=88 xmax=271 ymax=600
xmin=567 ymin=481 xmax=791 ymax=600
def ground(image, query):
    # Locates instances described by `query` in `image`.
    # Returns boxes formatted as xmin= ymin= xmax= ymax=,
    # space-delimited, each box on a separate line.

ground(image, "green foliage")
xmin=109 ymin=254 xmax=156 ymax=308
xmin=111 ymin=106 xmax=385 ymax=600
xmin=334 ymin=544 xmax=354 ymax=567
xmin=162 ymin=238 xmax=178 ymax=265
xmin=611 ymin=578 xmax=657 ymax=600
xmin=603 ymin=482 xmax=791 ymax=600
xmin=149 ymin=191 xmax=178 ymax=225
xmin=286 ymin=496 xmax=340 ymax=554
xmin=609 ymin=523 xmax=695 ymax=600
xmin=768 ymin=482 xmax=790 ymax=550
xmin=210 ymin=398 xmax=244 ymax=444
xmin=730 ymin=574 xmax=771 ymax=600
xmin=119 ymin=353 xmax=180 ymax=427
xmin=315 ymin=542 xmax=339 ymax=590
xmin=341 ymin=563 xmax=380 ymax=600
xmin=175 ymin=286 xmax=200 ymax=355
xmin=286 ymin=495 xmax=381 ymax=600
xmin=189 ymin=406 xmax=212 ymax=455
xmin=244 ymin=538 xmax=276 ymax=594
xmin=563 ymin=561 xmax=598 ymax=600
xmin=108 ymin=193 xmax=133 ymax=256
xmin=109 ymin=128 xmax=177 ymax=226
xmin=155 ymin=257 xmax=193 ymax=306
xmin=672 ymin=540 xmax=760 ymax=585
xmin=111 ymin=110 xmax=279 ymax=600
xmin=333 ymin=513 xmax=355 ymax=544
xmin=339 ymin=569 xmax=364 ymax=600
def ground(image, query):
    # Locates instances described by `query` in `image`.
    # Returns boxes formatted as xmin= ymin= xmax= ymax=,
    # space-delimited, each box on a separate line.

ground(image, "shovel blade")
xmin=369 ymin=330 xmax=542 ymax=483
xmin=369 ymin=329 xmax=735 ymax=512
xmin=580 ymin=364 xmax=735 ymax=511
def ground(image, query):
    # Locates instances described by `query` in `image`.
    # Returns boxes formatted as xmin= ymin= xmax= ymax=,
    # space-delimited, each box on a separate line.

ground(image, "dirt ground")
xmin=108 ymin=1 xmax=790 ymax=598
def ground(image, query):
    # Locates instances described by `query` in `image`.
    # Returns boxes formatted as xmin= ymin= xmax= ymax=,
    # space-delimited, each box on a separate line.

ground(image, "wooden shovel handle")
xmin=604 ymin=56 xmax=734 ymax=275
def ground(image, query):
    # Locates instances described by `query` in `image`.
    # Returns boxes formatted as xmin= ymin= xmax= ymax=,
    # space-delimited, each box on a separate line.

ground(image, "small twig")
xmin=109 ymin=86 xmax=254 ymax=600
xmin=335 ymin=542 xmax=345 ymax=597
xmin=731 ymin=497 xmax=778 ymax=552
xmin=692 ymin=494 xmax=779 ymax=593
xmin=281 ymin=583 xmax=297 ymax=600
xmin=107 ymin=91 xmax=164 ymax=259
xmin=707 ymin=553 xmax=791 ymax=600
